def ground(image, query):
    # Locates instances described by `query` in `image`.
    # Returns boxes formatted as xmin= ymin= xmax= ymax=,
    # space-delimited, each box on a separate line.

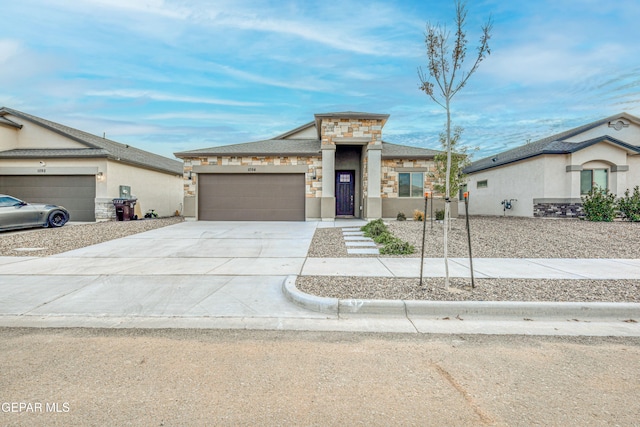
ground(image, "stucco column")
xmin=321 ymin=145 xmax=336 ymax=220
xmin=610 ymin=165 xmax=629 ymax=196
xmin=366 ymin=145 xmax=382 ymax=219
xmin=566 ymin=165 xmax=583 ymax=200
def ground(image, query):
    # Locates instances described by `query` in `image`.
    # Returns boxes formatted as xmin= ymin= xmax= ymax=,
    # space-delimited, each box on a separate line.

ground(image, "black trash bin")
xmin=112 ymin=198 xmax=137 ymax=221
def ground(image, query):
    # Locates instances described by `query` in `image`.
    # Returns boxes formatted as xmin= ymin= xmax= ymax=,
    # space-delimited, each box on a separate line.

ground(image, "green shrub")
xmin=582 ymin=186 xmax=616 ymax=222
xmin=380 ymin=237 xmax=415 ymax=255
xmin=373 ymin=231 xmax=396 ymax=244
xmin=413 ymin=210 xmax=424 ymax=221
xmin=617 ymin=186 xmax=640 ymax=222
xmin=435 ymin=209 xmax=445 ymax=220
xmin=361 ymin=219 xmax=388 ymax=237
xmin=396 ymin=212 xmax=406 ymax=221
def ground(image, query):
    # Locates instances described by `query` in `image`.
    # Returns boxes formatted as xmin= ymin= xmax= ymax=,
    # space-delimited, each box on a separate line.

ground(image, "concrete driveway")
xmin=1 ymin=219 xmax=638 ymax=335
xmin=0 ymin=221 xmax=329 ymax=323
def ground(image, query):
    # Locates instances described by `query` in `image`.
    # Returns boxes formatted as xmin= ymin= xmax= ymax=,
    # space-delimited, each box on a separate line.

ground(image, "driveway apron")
xmin=0 ymin=221 xmax=329 ymax=321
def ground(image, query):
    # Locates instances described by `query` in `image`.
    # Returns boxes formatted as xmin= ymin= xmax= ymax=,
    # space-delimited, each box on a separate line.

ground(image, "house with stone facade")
xmin=174 ymin=112 xmax=447 ymax=221
xmin=462 ymin=112 xmax=640 ymax=217
xmin=0 ymin=107 xmax=184 ymax=221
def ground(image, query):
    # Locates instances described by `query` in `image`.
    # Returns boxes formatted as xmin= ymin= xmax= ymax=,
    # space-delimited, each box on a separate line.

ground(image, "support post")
xmin=419 ymin=192 xmax=430 ymax=287
xmin=464 ymin=192 xmax=475 ymax=288
xmin=430 ymin=193 xmax=434 ymax=229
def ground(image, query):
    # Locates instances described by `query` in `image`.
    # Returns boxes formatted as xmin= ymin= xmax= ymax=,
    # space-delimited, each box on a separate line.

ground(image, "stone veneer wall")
xmin=381 ymin=159 xmax=437 ymax=198
xmin=182 ymin=156 xmax=322 ymax=198
xmin=319 ymin=118 xmax=383 ymax=146
xmin=95 ymin=198 xmax=116 ymax=220
xmin=533 ymin=202 xmax=584 ymax=218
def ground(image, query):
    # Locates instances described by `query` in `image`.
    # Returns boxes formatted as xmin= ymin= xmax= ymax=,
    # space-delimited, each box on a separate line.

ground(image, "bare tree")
xmin=418 ymin=1 xmax=492 ymax=289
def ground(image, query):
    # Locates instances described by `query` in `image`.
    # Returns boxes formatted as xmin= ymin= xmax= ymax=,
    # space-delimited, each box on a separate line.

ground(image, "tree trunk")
xmin=443 ymin=97 xmax=452 ymax=290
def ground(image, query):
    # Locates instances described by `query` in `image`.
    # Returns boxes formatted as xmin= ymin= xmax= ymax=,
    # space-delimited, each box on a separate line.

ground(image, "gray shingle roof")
xmin=314 ymin=111 xmax=390 ymax=120
xmin=464 ymin=113 xmax=640 ymax=174
xmin=0 ymin=148 xmax=110 ymax=158
xmin=0 ymin=115 xmax=22 ymax=129
xmin=175 ymin=139 xmax=441 ymax=159
xmin=0 ymin=107 xmax=183 ymax=175
xmin=381 ymin=142 xmax=440 ymax=158
xmin=175 ymin=112 xmax=442 ymax=160
xmin=175 ymin=139 xmax=322 ymax=157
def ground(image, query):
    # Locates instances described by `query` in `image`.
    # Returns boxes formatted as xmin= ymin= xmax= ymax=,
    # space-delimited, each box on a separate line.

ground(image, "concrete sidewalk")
xmin=301 ymin=257 xmax=640 ymax=279
xmin=0 ymin=220 xmax=638 ymax=336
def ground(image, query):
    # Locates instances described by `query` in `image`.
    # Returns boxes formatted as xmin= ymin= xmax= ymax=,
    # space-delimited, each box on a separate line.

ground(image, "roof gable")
xmin=273 ymin=121 xmax=317 ymax=139
xmin=0 ymin=107 xmax=182 ymax=175
xmin=465 ymin=112 xmax=640 ymax=174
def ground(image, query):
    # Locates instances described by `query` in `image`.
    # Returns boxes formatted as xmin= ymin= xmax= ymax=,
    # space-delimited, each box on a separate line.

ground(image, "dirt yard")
xmin=1 ymin=328 xmax=639 ymax=426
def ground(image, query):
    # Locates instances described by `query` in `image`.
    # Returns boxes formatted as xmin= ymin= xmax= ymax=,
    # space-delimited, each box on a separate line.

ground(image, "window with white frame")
xmin=398 ymin=172 xmax=424 ymax=197
xmin=580 ymin=169 xmax=608 ymax=194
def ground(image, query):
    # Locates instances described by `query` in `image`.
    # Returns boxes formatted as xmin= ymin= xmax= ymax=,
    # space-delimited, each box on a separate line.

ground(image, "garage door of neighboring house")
xmin=0 ymin=175 xmax=96 ymax=222
xmin=198 ymin=173 xmax=305 ymax=221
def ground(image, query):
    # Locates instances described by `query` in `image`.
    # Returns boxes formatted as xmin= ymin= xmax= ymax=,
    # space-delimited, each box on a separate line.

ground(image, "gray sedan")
xmin=0 ymin=194 xmax=70 ymax=231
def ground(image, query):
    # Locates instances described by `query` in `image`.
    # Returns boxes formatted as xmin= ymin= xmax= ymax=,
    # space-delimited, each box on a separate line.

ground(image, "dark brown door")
xmin=335 ymin=171 xmax=355 ymax=216
xmin=198 ymin=173 xmax=305 ymax=221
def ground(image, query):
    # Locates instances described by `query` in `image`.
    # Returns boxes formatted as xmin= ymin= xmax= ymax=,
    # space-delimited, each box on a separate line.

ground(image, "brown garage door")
xmin=198 ymin=173 xmax=305 ymax=221
xmin=0 ymin=175 xmax=96 ymax=222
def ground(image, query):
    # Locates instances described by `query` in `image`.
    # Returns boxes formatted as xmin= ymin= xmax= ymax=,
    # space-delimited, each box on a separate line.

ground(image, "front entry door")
xmin=336 ymin=171 xmax=355 ymax=216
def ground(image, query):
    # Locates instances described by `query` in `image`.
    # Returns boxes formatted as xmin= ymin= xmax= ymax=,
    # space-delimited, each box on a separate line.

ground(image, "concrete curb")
xmin=283 ymin=276 xmax=640 ymax=321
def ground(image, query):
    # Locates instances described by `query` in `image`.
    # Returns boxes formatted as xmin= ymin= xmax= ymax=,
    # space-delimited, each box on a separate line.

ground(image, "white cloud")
xmin=58 ymin=0 xmax=191 ymax=19
xmin=85 ymin=89 xmax=263 ymax=107
xmin=0 ymin=39 xmax=21 ymax=63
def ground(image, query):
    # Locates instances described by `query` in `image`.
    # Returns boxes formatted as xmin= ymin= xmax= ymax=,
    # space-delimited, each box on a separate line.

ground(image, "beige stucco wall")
xmin=466 ymin=141 xmax=640 ymax=217
xmin=464 ymin=156 xmax=546 ymax=217
xmin=0 ymin=125 xmax=20 ymax=150
xmin=565 ymin=121 xmax=640 ymax=145
xmin=628 ymin=156 xmax=640 ymax=189
xmin=0 ymin=157 xmax=182 ymax=219
xmin=105 ymin=160 xmax=183 ymax=217
xmin=284 ymin=126 xmax=317 ymax=139
xmin=570 ymin=143 xmax=634 ymax=197
xmin=2 ymin=117 xmax=86 ymax=150
xmin=0 ymin=157 xmax=103 ymax=175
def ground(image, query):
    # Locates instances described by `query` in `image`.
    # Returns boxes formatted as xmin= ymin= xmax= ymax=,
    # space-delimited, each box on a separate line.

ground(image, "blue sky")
xmin=2 ymin=0 xmax=640 ymax=161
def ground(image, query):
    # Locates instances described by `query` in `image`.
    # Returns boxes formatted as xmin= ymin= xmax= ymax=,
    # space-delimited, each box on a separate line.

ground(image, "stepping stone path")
xmin=341 ymin=227 xmax=380 ymax=255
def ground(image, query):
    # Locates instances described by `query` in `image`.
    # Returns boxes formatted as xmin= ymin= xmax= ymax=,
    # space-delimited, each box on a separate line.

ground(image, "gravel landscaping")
xmin=309 ymin=216 xmax=640 ymax=258
xmin=300 ymin=217 xmax=640 ymax=302
xmin=0 ymin=217 xmax=183 ymax=257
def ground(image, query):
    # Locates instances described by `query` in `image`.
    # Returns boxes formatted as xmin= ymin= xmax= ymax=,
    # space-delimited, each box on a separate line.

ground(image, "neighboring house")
xmin=175 ymin=112 xmax=448 ymax=221
xmin=462 ymin=113 xmax=640 ymax=217
xmin=0 ymin=107 xmax=184 ymax=221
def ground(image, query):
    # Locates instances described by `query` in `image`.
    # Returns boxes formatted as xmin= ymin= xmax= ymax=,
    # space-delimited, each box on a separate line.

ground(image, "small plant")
xmin=396 ymin=212 xmax=407 ymax=221
xmin=582 ymin=186 xmax=616 ymax=222
xmin=380 ymin=237 xmax=415 ymax=255
xmin=617 ymin=186 xmax=640 ymax=222
xmin=144 ymin=209 xmax=159 ymax=219
xmin=435 ymin=209 xmax=445 ymax=220
xmin=373 ymin=231 xmax=396 ymax=245
xmin=413 ymin=210 xmax=424 ymax=221
xmin=361 ymin=219 xmax=388 ymax=238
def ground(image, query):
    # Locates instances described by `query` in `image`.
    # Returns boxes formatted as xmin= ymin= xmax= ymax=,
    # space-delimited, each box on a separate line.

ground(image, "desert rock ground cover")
xmin=299 ymin=217 xmax=640 ymax=302
xmin=0 ymin=217 xmax=183 ymax=257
